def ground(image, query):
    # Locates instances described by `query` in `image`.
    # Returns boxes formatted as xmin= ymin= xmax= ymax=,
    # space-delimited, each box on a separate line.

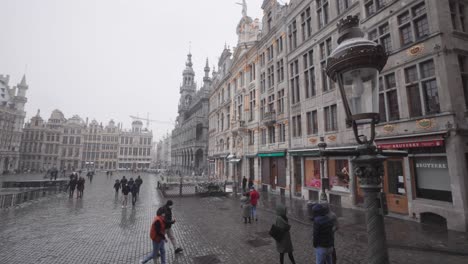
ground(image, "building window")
xmin=268 ymin=126 xmax=276 ymax=143
xmin=458 ymin=55 xmax=468 ymax=109
xmin=268 ymin=94 xmax=275 ymax=113
xmin=317 ymin=0 xmax=329 ymax=29
xmin=324 ymin=104 xmax=338 ymax=132
xmin=365 ymin=0 xmax=386 ymax=17
xmin=227 ymin=84 xmax=231 ymax=99
xmin=249 ymin=89 xmax=256 ymax=121
xmin=320 ymin=38 xmax=334 ymax=92
xmin=301 ymin=7 xmax=312 ymax=41
xmin=260 ymin=53 xmax=265 ymax=67
xmin=267 ymin=11 xmax=273 ymax=31
xmin=379 ymin=73 xmax=400 ymax=122
xmin=260 ymin=72 xmax=266 ymax=93
xmin=303 ymin=49 xmax=316 ymax=98
xmin=277 ymin=89 xmax=285 ymax=114
xmin=292 ymin=115 xmax=302 ymax=137
xmin=268 ymin=65 xmax=275 ymax=89
xmin=306 ymin=110 xmax=318 ymax=135
xmin=260 ymin=98 xmax=266 ymax=120
xmin=369 ymin=22 xmax=392 ymax=53
xmin=414 ymin=156 xmax=452 ymax=202
xmin=277 ymin=59 xmax=284 ymax=83
xmin=276 ymin=36 xmax=284 ymax=54
xmin=261 ymin=128 xmax=267 ymax=145
xmin=249 ymin=130 xmax=255 ymax=145
xmin=337 ymin=0 xmax=350 ymax=14
xmin=227 ymin=107 xmax=231 ymax=129
xmin=267 ymin=45 xmax=274 ymax=61
xmin=450 ymin=0 xmax=467 ymax=32
xmin=279 ymin=123 xmax=286 ymax=142
xmin=288 ymin=20 xmax=298 ymax=51
xmin=405 ymin=59 xmax=440 ymax=117
xmin=398 ymin=2 xmax=429 ymax=47
xmin=249 ymin=63 xmax=256 ymax=82
xmin=290 ymin=60 xmax=300 ymax=104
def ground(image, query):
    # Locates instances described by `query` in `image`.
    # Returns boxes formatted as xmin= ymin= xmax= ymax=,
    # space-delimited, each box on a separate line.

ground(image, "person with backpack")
xmin=113 ymin=179 xmax=121 ymax=195
xmin=77 ymin=176 xmax=85 ymax=198
xmin=141 ymin=207 xmax=167 ymax=264
xmin=160 ymin=200 xmax=183 ymax=254
xmin=273 ymin=204 xmax=296 ymax=264
xmin=69 ymin=176 xmax=78 ymax=198
xmin=312 ymin=203 xmax=335 ymax=264
xmin=122 ymin=183 xmax=130 ymax=208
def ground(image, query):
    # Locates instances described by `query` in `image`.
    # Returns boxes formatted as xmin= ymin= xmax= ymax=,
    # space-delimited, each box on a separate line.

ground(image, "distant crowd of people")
xmin=114 ymin=175 xmax=143 ymax=208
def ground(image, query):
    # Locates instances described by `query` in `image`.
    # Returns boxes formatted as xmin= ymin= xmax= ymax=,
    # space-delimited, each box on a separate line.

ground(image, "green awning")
xmin=258 ymin=152 xmax=285 ymax=157
xmin=289 ymin=151 xmax=320 ymax=157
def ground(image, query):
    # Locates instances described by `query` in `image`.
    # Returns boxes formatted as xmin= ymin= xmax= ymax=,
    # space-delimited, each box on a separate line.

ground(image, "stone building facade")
xmin=207 ymin=0 xmax=468 ymax=231
xmin=117 ymin=120 xmax=153 ymax=170
xmin=171 ymin=54 xmax=211 ymax=174
xmin=20 ymin=111 xmax=152 ymax=172
xmin=0 ymin=74 xmax=28 ymax=173
xmin=156 ymin=133 xmax=171 ymax=169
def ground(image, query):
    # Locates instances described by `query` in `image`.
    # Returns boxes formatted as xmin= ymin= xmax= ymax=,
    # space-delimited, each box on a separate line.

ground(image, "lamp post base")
xmin=353 ymin=153 xmax=389 ymax=264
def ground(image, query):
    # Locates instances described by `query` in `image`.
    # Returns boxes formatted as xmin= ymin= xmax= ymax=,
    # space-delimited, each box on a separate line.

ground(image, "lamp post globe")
xmin=326 ymin=15 xmax=388 ymax=144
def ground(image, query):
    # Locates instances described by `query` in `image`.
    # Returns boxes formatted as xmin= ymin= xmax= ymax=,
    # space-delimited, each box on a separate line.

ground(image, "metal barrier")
xmin=158 ymin=181 xmax=230 ymax=198
xmin=0 ymin=185 xmax=67 ymax=209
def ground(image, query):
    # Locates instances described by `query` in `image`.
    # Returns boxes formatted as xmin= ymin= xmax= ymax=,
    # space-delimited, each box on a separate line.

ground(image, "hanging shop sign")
xmin=377 ymin=139 xmax=444 ymax=149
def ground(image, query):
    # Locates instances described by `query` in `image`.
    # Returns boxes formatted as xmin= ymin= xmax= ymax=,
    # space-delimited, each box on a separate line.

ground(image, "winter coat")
xmin=122 ymin=185 xmax=130 ymax=195
xmin=312 ymin=204 xmax=335 ymax=248
xmin=161 ymin=204 xmax=175 ymax=229
xmin=250 ymin=189 xmax=260 ymax=206
xmin=240 ymin=196 xmax=252 ymax=218
xmin=275 ymin=204 xmax=293 ymax=253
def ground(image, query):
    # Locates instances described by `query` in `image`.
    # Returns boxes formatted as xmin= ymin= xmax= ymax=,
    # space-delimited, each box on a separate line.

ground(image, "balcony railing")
xmin=262 ymin=111 xmax=276 ymax=126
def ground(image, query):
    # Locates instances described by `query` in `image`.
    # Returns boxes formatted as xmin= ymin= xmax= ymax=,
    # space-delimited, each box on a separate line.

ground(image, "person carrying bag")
xmin=270 ymin=204 xmax=297 ymax=264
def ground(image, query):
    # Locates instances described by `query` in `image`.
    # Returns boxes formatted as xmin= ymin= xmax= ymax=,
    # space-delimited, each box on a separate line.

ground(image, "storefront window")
xmin=414 ymin=157 xmax=452 ymax=202
xmin=305 ymin=158 xmax=321 ymax=188
xmin=329 ymin=159 xmax=350 ymax=192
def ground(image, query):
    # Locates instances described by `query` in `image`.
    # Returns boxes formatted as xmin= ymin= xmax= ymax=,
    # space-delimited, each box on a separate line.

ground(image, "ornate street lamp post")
xmin=324 ymin=15 xmax=406 ymax=264
xmin=318 ymin=137 xmax=328 ymax=202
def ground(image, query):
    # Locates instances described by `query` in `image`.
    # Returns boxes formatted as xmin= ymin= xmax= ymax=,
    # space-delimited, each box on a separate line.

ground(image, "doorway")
xmin=384 ymin=159 xmax=408 ymax=215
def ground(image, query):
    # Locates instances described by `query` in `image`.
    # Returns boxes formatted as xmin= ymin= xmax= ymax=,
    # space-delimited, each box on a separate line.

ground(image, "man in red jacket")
xmin=249 ymin=186 xmax=260 ymax=221
xmin=141 ymin=208 xmax=167 ymax=264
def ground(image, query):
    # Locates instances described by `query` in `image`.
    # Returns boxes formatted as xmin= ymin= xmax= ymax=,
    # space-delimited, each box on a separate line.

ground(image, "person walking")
xmin=77 ymin=176 xmax=85 ymax=199
xmin=120 ymin=176 xmax=128 ymax=189
xmin=240 ymin=192 xmax=252 ymax=224
xmin=128 ymin=177 xmax=135 ymax=187
xmin=113 ymin=179 xmax=121 ymax=195
xmin=69 ymin=176 xmax=77 ymax=198
xmin=274 ymin=204 xmax=297 ymax=264
xmin=160 ymin=200 xmax=183 ymax=254
xmin=248 ymin=178 xmax=254 ymax=190
xmin=122 ymin=183 xmax=130 ymax=208
xmin=242 ymin=176 xmax=247 ymax=193
xmin=312 ymin=203 xmax=335 ymax=264
xmin=131 ymin=183 xmax=138 ymax=206
xmin=249 ymin=186 xmax=260 ymax=221
xmin=135 ymin=175 xmax=143 ymax=197
xmin=141 ymin=208 xmax=167 ymax=264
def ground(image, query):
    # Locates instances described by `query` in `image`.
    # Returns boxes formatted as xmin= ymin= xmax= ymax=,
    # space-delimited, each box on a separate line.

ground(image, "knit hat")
xmin=166 ymin=200 xmax=173 ymax=206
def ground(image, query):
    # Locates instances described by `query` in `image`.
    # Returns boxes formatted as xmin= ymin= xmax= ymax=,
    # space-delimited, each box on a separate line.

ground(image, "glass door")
xmin=384 ymin=159 xmax=408 ymax=215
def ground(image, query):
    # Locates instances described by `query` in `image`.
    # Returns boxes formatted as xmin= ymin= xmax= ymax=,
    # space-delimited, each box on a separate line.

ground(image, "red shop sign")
xmin=377 ymin=139 xmax=444 ymax=149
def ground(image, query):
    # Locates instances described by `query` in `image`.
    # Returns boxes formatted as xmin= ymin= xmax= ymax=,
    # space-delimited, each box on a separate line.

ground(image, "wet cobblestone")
xmin=0 ymin=172 xmax=467 ymax=264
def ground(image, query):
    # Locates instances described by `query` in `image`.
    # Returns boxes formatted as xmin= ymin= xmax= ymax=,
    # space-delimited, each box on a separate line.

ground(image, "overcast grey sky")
xmin=0 ymin=0 xmax=285 ymax=141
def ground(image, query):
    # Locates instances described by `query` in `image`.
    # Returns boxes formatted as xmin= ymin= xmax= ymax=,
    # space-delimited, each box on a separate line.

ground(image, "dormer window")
xmin=267 ymin=11 xmax=273 ymax=31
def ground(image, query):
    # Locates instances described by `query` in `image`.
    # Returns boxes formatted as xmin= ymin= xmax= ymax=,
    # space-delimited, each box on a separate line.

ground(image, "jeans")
xmin=251 ymin=205 xmax=257 ymax=219
xmin=142 ymin=240 xmax=165 ymax=264
xmin=315 ymin=247 xmax=333 ymax=264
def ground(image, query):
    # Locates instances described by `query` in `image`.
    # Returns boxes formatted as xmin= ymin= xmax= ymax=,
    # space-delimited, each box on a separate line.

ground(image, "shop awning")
xmin=375 ymin=131 xmax=447 ymax=149
xmin=289 ymin=146 xmax=357 ymax=157
xmin=258 ymin=152 xmax=285 ymax=157
xmin=229 ymin=158 xmax=242 ymax=163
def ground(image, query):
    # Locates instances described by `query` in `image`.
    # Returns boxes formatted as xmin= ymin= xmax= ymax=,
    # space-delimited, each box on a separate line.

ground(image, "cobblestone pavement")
xmin=0 ymin=173 xmax=467 ymax=264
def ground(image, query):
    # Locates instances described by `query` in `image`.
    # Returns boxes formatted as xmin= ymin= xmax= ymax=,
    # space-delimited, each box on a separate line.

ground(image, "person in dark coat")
xmin=274 ymin=204 xmax=296 ymax=264
xmin=313 ymin=203 xmax=335 ymax=264
xmin=135 ymin=175 xmax=143 ymax=197
xmin=114 ymin=179 xmax=121 ymax=194
xmin=160 ymin=200 xmax=183 ymax=254
xmin=128 ymin=177 xmax=135 ymax=187
xmin=69 ymin=176 xmax=78 ymax=198
xmin=77 ymin=177 xmax=85 ymax=198
xmin=120 ymin=176 xmax=128 ymax=190
xmin=130 ymin=183 xmax=138 ymax=206
xmin=242 ymin=176 xmax=247 ymax=193
xmin=122 ymin=184 xmax=130 ymax=208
